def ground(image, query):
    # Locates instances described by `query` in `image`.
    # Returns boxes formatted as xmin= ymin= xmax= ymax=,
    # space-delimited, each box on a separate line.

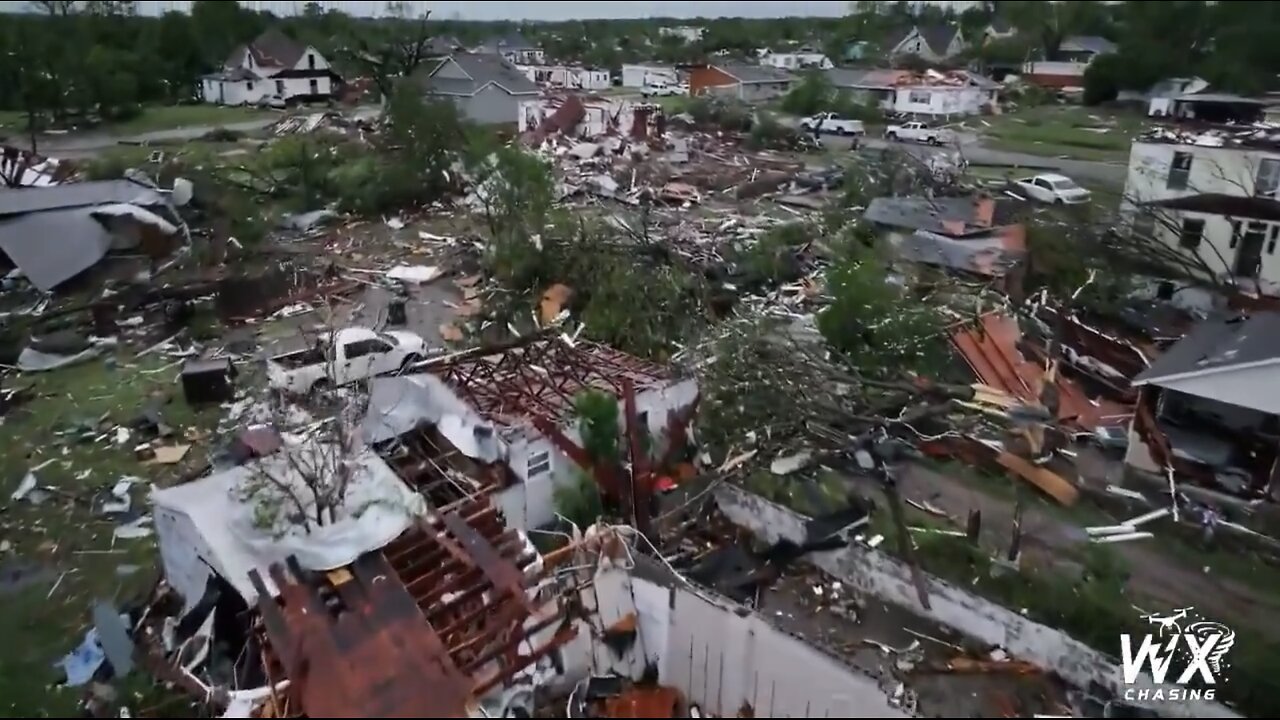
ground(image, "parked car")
xmin=1013 ymin=173 xmax=1092 ymax=205
xmin=256 ymin=94 xmax=287 ymax=110
xmin=641 ymin=83 xmax=687 ymax=98
xmin=266 ymin=327 xmax=430 ymax=395
xmin=799 ymin=112 xmax=866 ymax=138
xmin=884 ymin=121 xmax=949 ymax=145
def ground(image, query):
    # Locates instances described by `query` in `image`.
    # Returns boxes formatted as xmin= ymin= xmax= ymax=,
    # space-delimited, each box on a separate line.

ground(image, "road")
xmin=29 ymin=104 xmax=1127 ymax=187
xmin=822 ymin=131 xmax=1128 ymax=187
xmin=35 ymin=118 xmax=280 ymax=158
xmin=32 ymin=106 xmax=382 ymax=159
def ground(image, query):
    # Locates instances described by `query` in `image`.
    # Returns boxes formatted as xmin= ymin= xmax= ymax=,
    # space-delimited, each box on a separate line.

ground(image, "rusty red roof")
xmin=951 ymin=313 xmax=1132 ymax=430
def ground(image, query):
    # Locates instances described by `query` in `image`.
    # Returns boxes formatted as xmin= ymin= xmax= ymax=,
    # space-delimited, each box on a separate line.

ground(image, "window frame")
xmin=1167 ymin=151 xmax=1193 ymax=190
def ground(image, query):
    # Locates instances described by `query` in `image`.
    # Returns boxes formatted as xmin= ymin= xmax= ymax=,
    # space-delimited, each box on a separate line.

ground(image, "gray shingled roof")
xmin=0 ymin=179 xmax=164 ymax=217
xmin=1133 ymin=312 xmax=1280 ymax=386
xmin=425 ymin=53 xmax=538 ymax=96
xmin=716 ymin=63 xmax=794 ymax=84
xmin=1059 ymin=35 xmax=1117 ymax=55
xmin=865 ymin=196 xmax=1005 ymax=237
xmin=919 ymin=25 xmax=962 ymax=56
xmin=229 ymin=28 xmax=307 ymax=71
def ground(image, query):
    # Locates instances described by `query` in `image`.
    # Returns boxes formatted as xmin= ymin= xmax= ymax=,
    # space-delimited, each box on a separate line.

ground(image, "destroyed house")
xmin=1127 ymin=311 xmax=1280 ymax=498
xmin=247 ymin=499 xmax=575 ymax=718
xmin=362 ymin=335 xmax=699 ymax=530
xmin=0 ymin=177 xmax=184 ymax=291
xmin=864 ymin=196 xmax=1027 ymax=282
xmin=150 ymin=442 xmax=426 ymax=607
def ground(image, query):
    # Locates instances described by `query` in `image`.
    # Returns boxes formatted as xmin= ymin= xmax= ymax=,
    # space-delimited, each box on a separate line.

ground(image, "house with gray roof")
xmin=201 ymin=29 xmax=338 ymax=106
xmin=421 ymin=53 xmax=539 ymax=126
xmin=888 ymin=25 xmax=968 ymax=63
xmin=474 ymin=31 xmax=544 ymax=65
xmin=690 ymin=63 xmax=794 ymax=103
xmin=1126 ymin=311 xmax=1280 ymax=492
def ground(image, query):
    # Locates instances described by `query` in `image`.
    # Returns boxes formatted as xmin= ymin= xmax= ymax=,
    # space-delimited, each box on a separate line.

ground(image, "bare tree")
xmin=345 ymin=6 xmax=438 ymax=102
xmin=235 ymin=305 xmax=414 ymax=536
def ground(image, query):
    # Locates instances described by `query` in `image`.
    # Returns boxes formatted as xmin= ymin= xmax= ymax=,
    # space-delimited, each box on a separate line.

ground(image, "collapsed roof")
xmin=151 ymin=441 xmax=426 ymax=605
xmin=0 ymin=177 xmax=182 ymax=291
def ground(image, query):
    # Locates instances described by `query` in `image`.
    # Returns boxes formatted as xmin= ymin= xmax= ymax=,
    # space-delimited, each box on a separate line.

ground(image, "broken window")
xmin=1256 ymin=158 xmax=1280 ymax=197
xmin=908 ymin=90 xmax=931 ymax=104
xmin=247 ymin=81 xmax=254 ymax=91
xmin=308 ymin=53 xmax=316 ymax=70
xmin=275 ymin=79 xmax=284 ymax=95
xmin=309 ymin=79 xmax=319 ymax=95
xmin=527 ymin=450 xmax=551 ymax=478
xmin=1179 ymin=218 xmax=1205 ymax=249
xmin=1168 ymin=151 xmax=1193 ymax=190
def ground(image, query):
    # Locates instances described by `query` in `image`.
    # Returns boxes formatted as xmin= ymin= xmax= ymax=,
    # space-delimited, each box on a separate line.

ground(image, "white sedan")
xmin=1013 ymin=173 xmax=1092 ymax=205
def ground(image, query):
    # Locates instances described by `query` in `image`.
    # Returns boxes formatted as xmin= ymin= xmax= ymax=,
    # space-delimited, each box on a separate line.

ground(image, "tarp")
xmin=361 ymin=375 xmax=507 ymax=464
xmin=151 ymin=443 xmax=425 ymax=605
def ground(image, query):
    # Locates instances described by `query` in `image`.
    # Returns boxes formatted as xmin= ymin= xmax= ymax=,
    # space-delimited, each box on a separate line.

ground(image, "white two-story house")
xmin=1122 ymin=132 xmax=1280 ymax=291
xmin=202 ymin=29 xmax=337 ymax=106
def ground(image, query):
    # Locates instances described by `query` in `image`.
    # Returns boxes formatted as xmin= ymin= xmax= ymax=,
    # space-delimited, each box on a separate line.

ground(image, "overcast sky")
xmin=117 ymin=1 xmax=859 ymax=20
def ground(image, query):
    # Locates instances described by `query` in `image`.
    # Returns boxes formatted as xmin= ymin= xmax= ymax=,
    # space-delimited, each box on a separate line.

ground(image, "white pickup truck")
xmin=884 ymin=121 xmax=949 ymax=145
xmin=267 ymin=327 xmax=430 ymax=395
xmin=798 ymin=112 xmax=866 ymax=137
xmin=641 ymin=83 xmax=688 ymax=98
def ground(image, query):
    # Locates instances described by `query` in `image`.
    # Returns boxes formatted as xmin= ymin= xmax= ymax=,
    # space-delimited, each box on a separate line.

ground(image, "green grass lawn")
xmin=977 ymin=105 xmax=1145 ymax=162
xmin=0 ymin=353 xmax=221 ymax=716
xmin=0 ymin=104 xmax=278 ymax=138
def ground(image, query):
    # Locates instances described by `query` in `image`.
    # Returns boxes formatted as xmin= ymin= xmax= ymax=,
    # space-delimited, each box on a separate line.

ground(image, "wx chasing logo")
xmin=1120 ymin=607 xmax=1235 ymax=702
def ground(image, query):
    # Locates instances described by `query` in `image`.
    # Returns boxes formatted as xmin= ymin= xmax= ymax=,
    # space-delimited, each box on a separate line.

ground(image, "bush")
xmin=745 ymin=114 xmax=817 ymax=151
xmin=817 ymin=245 xmax=949 ymax=378
xmin=553 ymin=471 xmax=605 ymax=530
xmin=737 ymin=221 xmax=810 ymax=286
xmin=686 ymin=96 xmax=753 ymax=132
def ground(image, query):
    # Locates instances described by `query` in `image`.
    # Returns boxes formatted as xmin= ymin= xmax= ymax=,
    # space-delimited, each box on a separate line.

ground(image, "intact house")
xmin=983 ymin=17 xmax=1017 ymax=43
xmin=760 ymin=47 xmax=834 ymax=71
xmin=1126 ymin=312 xmax=1280 ymax=501
xmin=0 ymin=176 xmax=185 ymax=292
xmin=474 ymin=31 xmax=544 ymax=65
xmin=359 ymin=335 xmax=699 ymax=531
xmin=825 ymin=68 xmax=998 ymax=117
xmin=425 ymin=35 xmax=465 ymax=56
xmin=887 ymin=25 xmax=968 ymax=63
xmin=517 ymin=64 xmax=611 ymax=91
xmin=1120 ymin=129 xmax=1280 ymax=294
xmin=689 ymin=63 xmax=794 ymax=103
xmin=1021 ymin=35 xmax=1116 ymax=90
xmin=420 ymin=53 xmax=539 ymax=126
xmin=621 ymin=63 xmax=678 ymax=89
xmin=201 ymin=29 xmax=337 ymax=106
